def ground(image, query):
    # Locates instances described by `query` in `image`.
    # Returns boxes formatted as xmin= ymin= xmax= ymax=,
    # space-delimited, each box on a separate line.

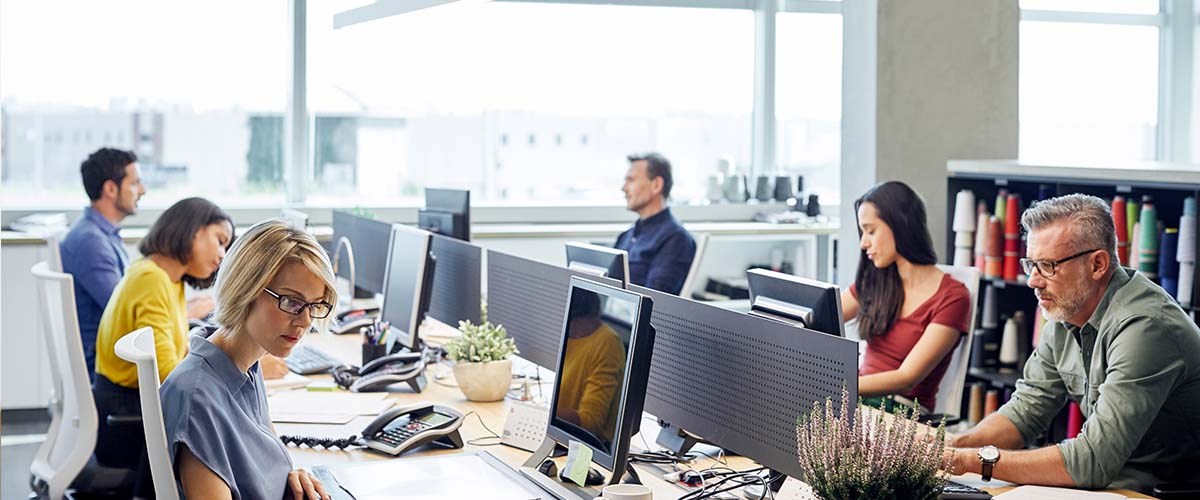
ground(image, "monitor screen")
xmin=331 ymin=210 xmax=393 ymax=296
xmin=746 ymin=268 xmax=844 ymax=337
xmin=565 ymin=242 xmax=629 ymax=288
xmin=547 ymin=278 xmax=652 ymax=472
xmin=380 ymin=225 xmax=433 ymax=351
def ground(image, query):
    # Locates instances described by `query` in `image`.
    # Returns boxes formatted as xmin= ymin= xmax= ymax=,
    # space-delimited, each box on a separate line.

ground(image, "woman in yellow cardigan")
xmin=91 ymin=197 xmax=233 ymax=497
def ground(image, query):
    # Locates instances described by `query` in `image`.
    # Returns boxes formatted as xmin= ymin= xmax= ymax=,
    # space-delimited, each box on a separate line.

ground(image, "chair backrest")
xmin=44 ymin=231 xmax=65 ymax=273
xmin=679 ymin=232 xmax=710 ymax=298
xmin=934 ymin=265 xmax=981 ymax=418
xmin=30 ymin=261 xmax=98 ymax=500
xmin=114 ymin=327 xmax=180 ymax=500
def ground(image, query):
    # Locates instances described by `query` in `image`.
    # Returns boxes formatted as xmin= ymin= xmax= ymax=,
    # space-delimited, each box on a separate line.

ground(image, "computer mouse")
xmin=559 ymin=466 xmax=605 ymax=486
xmin=538 ymin=459 xmax=558 ymax=478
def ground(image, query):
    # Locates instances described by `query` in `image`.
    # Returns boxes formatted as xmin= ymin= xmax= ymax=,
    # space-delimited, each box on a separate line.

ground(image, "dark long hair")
xmin=854 ymin=181 xmax=938 ymax=341
xmin=139 ymin=197 xmax=234 ymax=290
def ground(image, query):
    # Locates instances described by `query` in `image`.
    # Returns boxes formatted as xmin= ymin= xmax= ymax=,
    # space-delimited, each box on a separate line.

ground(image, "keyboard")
xmin=940 ymin=480 xmax=992 ymax=499
xmin=286 ymin=345 xmax=344 ymax=375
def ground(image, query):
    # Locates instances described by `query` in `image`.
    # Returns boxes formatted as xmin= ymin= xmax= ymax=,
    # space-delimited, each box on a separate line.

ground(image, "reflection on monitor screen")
xmin=552 ymin=287 xmax=635 ymax=453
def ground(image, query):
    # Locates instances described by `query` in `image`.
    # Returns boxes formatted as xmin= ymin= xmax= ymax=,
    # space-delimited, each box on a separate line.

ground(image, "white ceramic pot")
xmin=452 ymin=358 xmax=512 ymax=402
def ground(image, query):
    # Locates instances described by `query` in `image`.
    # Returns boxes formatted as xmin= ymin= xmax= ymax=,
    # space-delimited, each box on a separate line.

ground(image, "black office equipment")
xmin=746 ymin=268 xmax=845 ymax=337
xmin=486 ymin=250 xmax=621 ymax=369
xmin=940 ymin=480 xmax=992 ymax=499
xmin=631 ymin=284 xmax=858 ymax=484
xmin=565 ymin=242 xmax=630 ymax=289
xmin=285 ymin=344 xmax=343 ymax=375
xmin=419 ymin=187 xmax=471 ymax=241
xmin=380 ymin=224 xmax=437 ymax=354
xmin=428 ymin=234 xmax=483 ymax=327
xmin=519 ymin=277 xmax=655 ymax=499
xmin=331 ymin=210 xmax=393 ymax=298
xmin=281 ymin=402 xmax=464 ymax=456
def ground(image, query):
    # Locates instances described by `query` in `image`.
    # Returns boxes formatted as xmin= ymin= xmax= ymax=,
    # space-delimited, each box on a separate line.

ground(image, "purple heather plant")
xmin=796 ymin=389 xmax=950 ymax=500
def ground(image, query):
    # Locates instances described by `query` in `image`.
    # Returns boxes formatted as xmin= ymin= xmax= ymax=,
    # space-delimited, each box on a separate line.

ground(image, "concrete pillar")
xmin=838 ymin=0 xmax=1019 ymax=286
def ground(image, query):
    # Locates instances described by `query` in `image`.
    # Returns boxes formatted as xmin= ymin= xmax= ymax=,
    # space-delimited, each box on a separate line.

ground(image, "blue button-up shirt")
xmin=161 ymin=328 xmax=294 ymax=500
xmin=60 ymin=207 xmax=130 ymax=379
xmin=614 ymin=208 xmax=696 ymax=295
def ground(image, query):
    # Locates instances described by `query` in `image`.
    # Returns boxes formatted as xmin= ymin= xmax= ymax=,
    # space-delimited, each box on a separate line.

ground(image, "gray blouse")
xmin=161 ymin=330 xmax=293 ymax=499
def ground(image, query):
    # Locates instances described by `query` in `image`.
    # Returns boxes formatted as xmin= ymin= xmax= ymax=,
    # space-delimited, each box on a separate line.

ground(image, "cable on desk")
xmin=676 ymin=470 xmax=776 ymax=500
xmin=279 ymin=434 xmax=361 ymax=450
xmin=462 ymin=411 xmax=503 ymax=446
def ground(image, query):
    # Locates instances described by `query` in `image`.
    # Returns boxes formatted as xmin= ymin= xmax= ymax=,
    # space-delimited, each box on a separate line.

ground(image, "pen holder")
xmin=362 ymin=343 xmax=389 ymax=365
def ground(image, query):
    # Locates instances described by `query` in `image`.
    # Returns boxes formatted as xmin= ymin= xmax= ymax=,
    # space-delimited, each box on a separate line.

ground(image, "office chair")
xmin=679 ymin=233 xmax=709 ymax=299
xmin=923 ymin=265 xmax=981 ymax=425
xmin=113 ymin=327 xmax=180 ymax=500
xmin=30 ymin=262 xmax=135 ymax=499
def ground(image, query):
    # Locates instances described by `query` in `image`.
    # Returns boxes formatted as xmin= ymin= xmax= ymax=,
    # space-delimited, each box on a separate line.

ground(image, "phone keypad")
xmin=376 ymin=420 xmax=430 ymax=447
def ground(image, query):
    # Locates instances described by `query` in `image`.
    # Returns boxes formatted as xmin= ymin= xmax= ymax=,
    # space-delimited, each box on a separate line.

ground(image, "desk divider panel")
xmin=429 ymin=235 xmax=483 ymax=327
xmin=631 ymin=284 xmax=859 ymax=479
xmin=486 ymin=250 xmax=620 ymax=369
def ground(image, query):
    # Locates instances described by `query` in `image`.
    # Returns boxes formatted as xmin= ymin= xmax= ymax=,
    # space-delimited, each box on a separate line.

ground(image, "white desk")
xmin=277 ymin=333 xmax=1154 ymax=499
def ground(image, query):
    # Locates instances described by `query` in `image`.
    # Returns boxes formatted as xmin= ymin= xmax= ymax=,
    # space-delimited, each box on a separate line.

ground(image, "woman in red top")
xmin=842 ymin=181 xmax=971 ymax=412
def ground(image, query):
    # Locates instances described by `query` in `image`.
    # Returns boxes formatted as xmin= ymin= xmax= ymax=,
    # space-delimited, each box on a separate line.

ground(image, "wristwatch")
xmin=978 ymin=445 xmax=1000 ymax=481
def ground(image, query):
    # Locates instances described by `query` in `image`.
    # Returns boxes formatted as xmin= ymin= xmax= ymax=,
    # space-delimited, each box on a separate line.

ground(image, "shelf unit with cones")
xmin=945 ymin=160 xmax=1200 ymax=441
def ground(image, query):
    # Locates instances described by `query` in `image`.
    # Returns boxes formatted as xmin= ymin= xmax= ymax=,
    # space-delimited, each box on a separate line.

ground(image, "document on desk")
xmin=993 ymin=486 xmax=1128 ymax=499
xmin=267 ymin=391 xmax=393 ymax=424
xmin=265 ymin=372 xmax=311 ymax=393
xmin=329 ymin=453 xmax=541 ymax=500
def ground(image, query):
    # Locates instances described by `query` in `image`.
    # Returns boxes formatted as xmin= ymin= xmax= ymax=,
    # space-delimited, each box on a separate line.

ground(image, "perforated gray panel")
xmin=631 ymin=285 xmax=858 ymax=479
xmin=429 ymin=235 xmax=482 ymax=327
xmin=487 ymin=251 xmax=620 ymax=369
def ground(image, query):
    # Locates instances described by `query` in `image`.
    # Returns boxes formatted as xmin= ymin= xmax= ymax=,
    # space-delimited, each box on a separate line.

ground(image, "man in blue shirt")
xmin=59 ymin=147 xmax=145 ymax=380
xmin=615 ymin=153 xmax=696 ymax=295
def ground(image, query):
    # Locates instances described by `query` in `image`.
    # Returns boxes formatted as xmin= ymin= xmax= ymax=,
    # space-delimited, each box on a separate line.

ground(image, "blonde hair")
xmin=214 ymin=219 xmax=338 ymax=331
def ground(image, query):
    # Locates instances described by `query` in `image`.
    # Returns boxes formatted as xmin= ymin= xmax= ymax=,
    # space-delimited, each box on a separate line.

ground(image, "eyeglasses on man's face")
xmin=262 ymin=288 xmax=332 ymax=318
xmin=1019 ymin=248 xmax=1102 ymax=278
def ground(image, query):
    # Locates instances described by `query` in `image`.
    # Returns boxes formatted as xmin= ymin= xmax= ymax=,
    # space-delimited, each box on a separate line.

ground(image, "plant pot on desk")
xmin=452 ymin=359 xmax=512 ymax=402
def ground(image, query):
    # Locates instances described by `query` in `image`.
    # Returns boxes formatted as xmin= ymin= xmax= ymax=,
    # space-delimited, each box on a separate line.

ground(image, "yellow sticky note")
xmin=563 ymin=440 xmax=593 ymax=486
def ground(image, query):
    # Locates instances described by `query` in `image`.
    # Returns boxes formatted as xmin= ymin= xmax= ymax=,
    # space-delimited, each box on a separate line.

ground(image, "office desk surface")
xmin=277 ymin=333 xmax=1154 ymax=499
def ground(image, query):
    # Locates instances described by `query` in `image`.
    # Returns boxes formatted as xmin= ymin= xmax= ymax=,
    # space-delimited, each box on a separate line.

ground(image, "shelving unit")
xmin=946 ymin=160 xmax=1200 ymax=440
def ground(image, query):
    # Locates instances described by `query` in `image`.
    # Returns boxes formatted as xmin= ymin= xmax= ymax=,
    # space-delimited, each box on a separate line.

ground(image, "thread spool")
xmin=954 ymin=231 xmax=974 ymax=267
xmin=995 ymin=190 xmax=1008 ymax=223
xmin=1037 ymin=184 xmax=1052 ymax=202
xmin=984 ymin=390 xmax=1001 ymax=416
xmin=953 ymin=190 xmax=977 ymax=232
xmin=1003 ymin=194 xmax=1021 ymax=281
xmin=1129 ymin=222 xmax=1141 ymax=271
xmin=968 ymin=383 xmax=985 ymax=425
xmin=981 ymin=285 xmax=999 ymax=329
xmin=1067 ymin=402 xmax=1084 ymax=439
xmin=1178 ymin=197 xmax=1196 ymax=307
xmin=999 ymin=317 xmax=1019 ymax=373
xmin=773 ymin=175 xmax=793 ymax=202
xmin=755 ymin=175 xmax=773 ymax=202
xmin=1113 ymin=196 xmax=1129 ymax=265
xmin=985 ymin=217 xmax=1003 ymax=279
xmin=1013 ymin=310 xmax=1030 ymax=373
xmin=1127 ymin=201 xmax=1140 ymax=248
xmin=974 ymin=202 xmax=990 ymax=271
xmin=1160 ymin=228 xmax=1180 ymax=297
xmin=1139 ymin=197 xmax=1159 ymax=279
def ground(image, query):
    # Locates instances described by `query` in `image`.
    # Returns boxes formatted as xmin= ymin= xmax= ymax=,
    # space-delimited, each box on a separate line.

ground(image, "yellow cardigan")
xmin=94 ymin=258 xmax=188 ymax=388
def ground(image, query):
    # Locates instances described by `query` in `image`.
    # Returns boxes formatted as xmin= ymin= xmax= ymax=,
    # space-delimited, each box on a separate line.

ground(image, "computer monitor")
xmin=428 ymin=234 xmax=482 ymax=326
xmin=380 ymin=224 xmax=437 ymax=353
xmin=746 ymin=268 xmax=845 ymax=337
xmin=331 ymin=210 xmax=393 ymax=298
xmin=565 ymin=242 xmax=629 ymax=289
xmin=520 ymin=277 xmax=655 ymax=495
xmin=486 ymin=250 xmax=622 ymax=370
xmin=280 ymin=208 xmax=308 ymax=231
xmin=418 ymin=188 xmax=471 ymax=241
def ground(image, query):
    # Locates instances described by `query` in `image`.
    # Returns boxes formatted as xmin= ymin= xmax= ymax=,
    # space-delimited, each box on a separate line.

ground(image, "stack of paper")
xmin=267 ymin=391 xmax=393 ymax=424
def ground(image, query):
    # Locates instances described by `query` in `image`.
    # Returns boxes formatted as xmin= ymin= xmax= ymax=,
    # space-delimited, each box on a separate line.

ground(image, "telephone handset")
xmin=332 ymin=351 xmax=428 ymax=393
xmin=361 ymin=403 xmax=465 ymax=456
xmin=330 ymin=308 xmax=378 ymax=335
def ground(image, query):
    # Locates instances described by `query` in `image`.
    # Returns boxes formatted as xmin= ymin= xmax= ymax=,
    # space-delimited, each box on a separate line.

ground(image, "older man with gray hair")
xmin=945 ymin=193 xmax=1200 ymax=493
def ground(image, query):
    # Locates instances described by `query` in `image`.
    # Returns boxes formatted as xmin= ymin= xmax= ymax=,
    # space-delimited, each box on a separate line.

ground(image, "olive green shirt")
xmin=997 ymin=267 xmax=1200 ymax=491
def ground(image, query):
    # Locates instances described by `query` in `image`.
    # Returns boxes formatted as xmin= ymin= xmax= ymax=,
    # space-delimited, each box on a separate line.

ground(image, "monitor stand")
xmin=519 ymin=439 xmax=612 ymax=500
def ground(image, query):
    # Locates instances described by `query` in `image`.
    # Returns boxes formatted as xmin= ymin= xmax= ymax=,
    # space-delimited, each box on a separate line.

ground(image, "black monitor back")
xmin=429 ymin=234 xmax=482 ymax=327
xmin=421 ymin=188 xmax=470 ymax=241
xmin=631 ymin=284 xmax=859 ymax=479
xmin=331 ymin=210 xmax=392 ymax=295
xmin=746 ymin=268 xmax=845 ymax=337
xmin=486 ymin=250 xmax=620 ymax=369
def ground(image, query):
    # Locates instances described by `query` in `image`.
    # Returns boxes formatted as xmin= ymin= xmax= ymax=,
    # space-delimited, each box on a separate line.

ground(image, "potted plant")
xmin=796 ymin=389 xmax=950 ymax=500
xmin=444 ymin=316 xmax=519 ymax=402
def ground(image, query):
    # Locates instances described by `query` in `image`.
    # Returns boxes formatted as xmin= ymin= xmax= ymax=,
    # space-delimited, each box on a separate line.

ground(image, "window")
xmin=306 ymin=1 xmax=753 ymax=205
xmin=1019 ymin=5 xmax=1161 ymax=161
xmin=0 ymin=0 xmax=288 ymax=209
xmin=776 ymin=11 xmax=842 ymax=204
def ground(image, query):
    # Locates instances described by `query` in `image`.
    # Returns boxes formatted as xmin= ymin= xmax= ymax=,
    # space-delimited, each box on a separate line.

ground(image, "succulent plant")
xmin=444 ymin=318 xmax=518 ymax=364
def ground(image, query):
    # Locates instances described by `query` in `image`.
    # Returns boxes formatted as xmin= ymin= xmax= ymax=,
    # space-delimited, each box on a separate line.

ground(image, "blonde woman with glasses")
xmin=160 ymin=220 xmax=336 ymax=499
